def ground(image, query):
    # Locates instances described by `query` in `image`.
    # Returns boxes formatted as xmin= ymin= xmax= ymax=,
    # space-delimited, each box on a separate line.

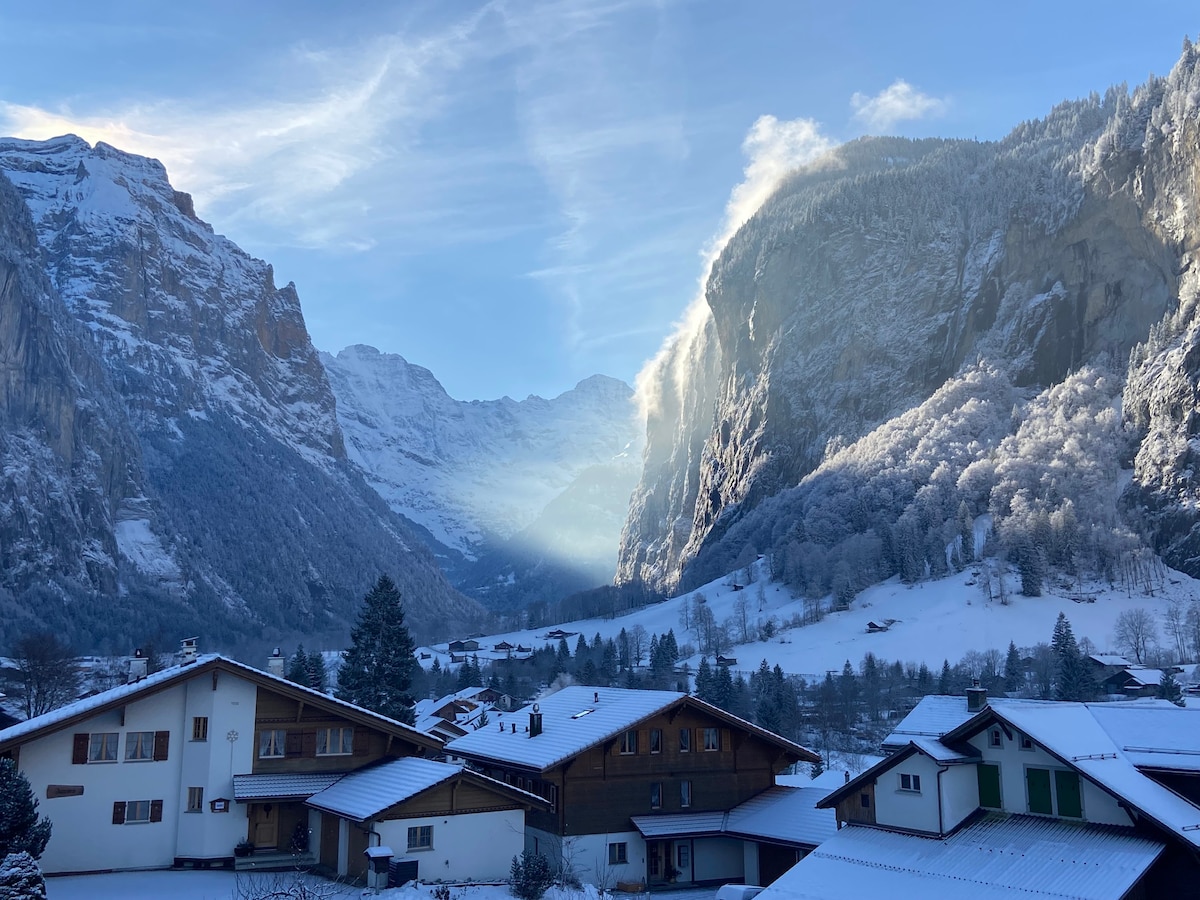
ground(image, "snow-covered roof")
xmin=306 ymin=758 xmax=462 ymax=821
xmin=305 ymin=757 xmax=545 ymax=822
xmin=1089 ymin=654 xmax=1132 ymax=667
xmin=724 ymin=786 xmax=837 ymax=847
xmin=756 ymin=813 xmax=1164 ymax=900
xmin=1120 ymin=668 xmax=1167 ymax=687
xmin=444 ymin=685 xmax=814 ymax=770
xmin=233 ymin=772 xmax=344 ymax=801
xmin=881 ymin=695 xmax=976 ymax=748
xmin=908 ymin=735 xmax=974 ymax=764
xmin=0 ymin=654 xmax=442 ymax=754
xmin=1088 ymin=702 xmax=1200 ymax=771
xmin=631 ymin=812 xmax=726 ymax=839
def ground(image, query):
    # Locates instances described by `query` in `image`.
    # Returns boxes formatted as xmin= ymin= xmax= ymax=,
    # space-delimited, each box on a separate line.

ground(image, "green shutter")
xmin=977 ymin=763 xmax=1002 ymax=809
xmin=1054 ymin=770 xmax=1082 ymax=818
xmin=1026 ymin=767 xmax=1052 ymax=815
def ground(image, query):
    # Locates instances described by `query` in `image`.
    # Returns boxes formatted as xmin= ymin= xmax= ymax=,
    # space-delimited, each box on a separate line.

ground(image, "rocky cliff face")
xmin=323 ymin=345 xmax=643 ymax=608
xmin=620 ymin=41 xmax=1200 ymax=592
xmin=0 ymin=137 xmax=480 ymax=646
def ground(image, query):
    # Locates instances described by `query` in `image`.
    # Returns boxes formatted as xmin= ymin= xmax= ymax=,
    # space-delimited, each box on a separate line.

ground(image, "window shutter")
xmin=112 ymin=801 xmax=126 ymax=825
xmin=153 ymin=731 xmax=170 ymax=761
xmin=149 ymin=800 xmax=163 ymax=823
xmin=353 ymin=729 xmax=368 ymax=757
xmin=285 ymin=731 xmax=302 ymax=758
xmin=301 ymin=730 xmax=317 ymax=758
xmin=72 ymin=734 xmax=89 ymax=765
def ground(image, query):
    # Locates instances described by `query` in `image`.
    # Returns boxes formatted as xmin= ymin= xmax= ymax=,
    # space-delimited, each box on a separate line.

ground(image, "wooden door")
xmin=320 ymin=813 xmax=339 ymax=870
xmin=251 ymin=803 xmax=279 ymax=848
xmin=978 ymin=763 xmax=1002 ymax=809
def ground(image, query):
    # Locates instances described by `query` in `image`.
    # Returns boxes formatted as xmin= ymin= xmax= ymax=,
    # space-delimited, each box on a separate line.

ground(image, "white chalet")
xmin=0 ymin=651 xmax=543 ymax=881
xmin=762 ymin=686 xmax=1200 ymax=899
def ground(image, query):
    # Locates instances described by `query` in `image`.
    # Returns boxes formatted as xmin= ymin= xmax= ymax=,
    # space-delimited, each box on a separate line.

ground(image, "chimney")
xmin=966 ymin=679 xmax=988 ymax=713
xmin=180 ymin=637 xmax=199 ymax=663
xmin=529 ymin=703 xmax=543 ymax=738
xmin=267 ymin=647 xmax=285 ymax=677
xmin=128 ymin=649 xmax=148 ymax=682
xmin=511 ymin=722 xmax=516 ymax=734
xmin=593 ymin=691 xmax=599 ymax=704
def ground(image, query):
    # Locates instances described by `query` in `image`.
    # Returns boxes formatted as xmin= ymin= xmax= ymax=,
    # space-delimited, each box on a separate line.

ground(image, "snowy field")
xmin=421 ymin=560 xmax=1200 ymax=680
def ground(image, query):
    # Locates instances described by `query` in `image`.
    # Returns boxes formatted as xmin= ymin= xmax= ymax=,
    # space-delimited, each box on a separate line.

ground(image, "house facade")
xmin=0 ymin=650 xmax=537 ymax=880
xmin=778 ymin=688 xmax=1200 ymax=899
xmin=444 ymin=686 xmax=818 ymax=888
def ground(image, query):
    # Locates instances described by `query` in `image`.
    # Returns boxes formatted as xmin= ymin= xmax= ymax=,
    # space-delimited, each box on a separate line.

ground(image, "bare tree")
xmin=11 ymin=632 xmax=80 ymax=718
xmin=628 ymin=625 xmax=648 ymax=667
xmin=733 ymin=592 xmax=753 ymax=643
xmin=1113 ymin=608 xmax=1156 ymax=665
xmin=1163 ymin=598 xmax=1187 ymax=662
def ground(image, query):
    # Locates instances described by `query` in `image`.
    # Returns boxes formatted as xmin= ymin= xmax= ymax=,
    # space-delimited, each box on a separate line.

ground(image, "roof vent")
xmin=594 ymin=691 xmax=599 ymax=703
xmin=966 ymin=679 xmax=988 ymax=713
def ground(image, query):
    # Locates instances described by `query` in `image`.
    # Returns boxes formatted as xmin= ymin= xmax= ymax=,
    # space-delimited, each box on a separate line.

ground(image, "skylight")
xmin=571 ymin=709 xmax=594 ymax=720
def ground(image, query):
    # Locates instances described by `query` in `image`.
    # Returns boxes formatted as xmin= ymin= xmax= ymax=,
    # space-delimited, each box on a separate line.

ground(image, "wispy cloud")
xmin=850 ymin=79 xmax=948 ymax=131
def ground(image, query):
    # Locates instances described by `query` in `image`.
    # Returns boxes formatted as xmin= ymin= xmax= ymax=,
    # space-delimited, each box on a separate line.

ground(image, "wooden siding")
xmin=835 ymin=782 xmax=876 ymax=826
xmin=378 ymin=778 xmax=522 ymax=820
xmin=251 ymin=687 xmax=421 ymax=774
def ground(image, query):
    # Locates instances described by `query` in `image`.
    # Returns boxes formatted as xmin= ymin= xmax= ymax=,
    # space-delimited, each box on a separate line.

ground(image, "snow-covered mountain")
xmin=620 ymin=39 xmax=1200 ymax=598
xmin=0 ymin=136 xmax=481 ymax=646
xmin=323 ymin=345 xmax=643 ymax=608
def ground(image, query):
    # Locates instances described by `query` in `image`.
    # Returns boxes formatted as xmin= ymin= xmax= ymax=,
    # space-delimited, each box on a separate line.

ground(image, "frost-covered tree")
xmin=336 ymin=575 xmax=417 ymax=724
xmin=0 ymin=760 xmax=51 ymax=860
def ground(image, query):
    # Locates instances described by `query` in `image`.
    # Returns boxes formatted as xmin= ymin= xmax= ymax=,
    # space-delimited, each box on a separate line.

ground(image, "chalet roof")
xmin=755 ymin=813 xmax=1164 ymax=900
xmin=305 ymin=757 xmax=545 ymax=822
xmin=0 ymin=654 xmax=442 ymax=756
xmin=1089 ymin=654 xmax=1132 ymax=667
xmin=881 ymin=695 xmax=976 ymax=748
xmin=233 ymin=772 xmax=344 ymax=801
xmin=444 ymin=685 xmax=816 ymax=771
xmin=1088 ymin=701 xmax=1200 ymax=771
xmin=818 ymin=739 xmax=971 ymax=810
xmin=1119 ymin=668 xmax=1167 ymax=687
xmin=633 ymin=786 xmax=835 ymax=848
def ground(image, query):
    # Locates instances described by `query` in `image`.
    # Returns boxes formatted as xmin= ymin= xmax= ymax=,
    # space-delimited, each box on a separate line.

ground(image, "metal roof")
xmin=1088 ymin=702 xmax=1200 ymax=771
xmin=444 ymin=686 xmax=687 ymax=770
xmin=881 ymin=695 xmax=976 ymax=748
xmin=305 ymin=757 xmax=462 ymax=821
xmin=725 ymin=786 xmax=837 ymax=847
xmin=631 ymin=812 xmax=726 ymax=839
xmin=233 ymin=772 xmax=344 ymax=801
xmin=756 ymin=813 xmax=1164 ymax=900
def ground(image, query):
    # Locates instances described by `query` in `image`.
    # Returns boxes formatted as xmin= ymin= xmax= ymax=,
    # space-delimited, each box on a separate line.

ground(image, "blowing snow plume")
xmin=635 ymin=114 xmax=836 ymax=422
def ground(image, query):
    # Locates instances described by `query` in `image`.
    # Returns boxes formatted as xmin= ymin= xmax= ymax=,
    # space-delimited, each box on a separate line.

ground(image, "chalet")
xmin=715 ymin=655 xmax=738 ymax=667
xmin=545 ymin=630 xmax=577 ymax=640
xmin=0 ymin=647 xmax=537 ymax=882
xmin=769 ymin=686 xmax=1200 ymax=898
xmin=447 ymin=639 xmax=481 ymax=654
xmin=445 ymin=686 xmax=818 ymax=888
xmin=494 ymin=641 xmax=516 ymax=653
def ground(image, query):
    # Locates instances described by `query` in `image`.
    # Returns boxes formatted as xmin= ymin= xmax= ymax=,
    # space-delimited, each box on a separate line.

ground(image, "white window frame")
xmin=125 ymin=800 xmax=152 ymax=823
xmin=899 ymin=772 xmax=922 ymax=793
xmin=191 ymin=717 xmax=209 ymax=742
xmin=989 ymin=728 xmax=1003 ymax=748
xmin=258 ymin=729 xmax=287 ymax=759
xmin=125 ymin=731 xmax=155 ymax=761
xmin=1019 ymin=733 xmax=1035 ymax=751
xmin=187 ymin=787 xmax=204 ymax=813
xmin=608 ymin=842 xmax=628 ymax=865
xmin=679 ymin=728 xmax=691 ymax=753
xmin=316 ymin=727 xmax=353 ymax=756
xmin=702 ymin=727 xmax=720 ymax=751
xmin=407 ymin=825 xmax=433 ymax=851
xmin=89 ymin=732 xmax=118 ymax=763
xmin=650 ymin=728 xmax=662 ymax=754
xmin=619 ymin=730 xmax=638 ymax=755
xmin=650 ymin=782 xmax=662 ymax=809
xmin=680 ymin=780 xmax=692 ymax=808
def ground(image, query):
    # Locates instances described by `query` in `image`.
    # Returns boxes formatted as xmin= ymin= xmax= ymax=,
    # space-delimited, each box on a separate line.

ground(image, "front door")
xmin=647 ymin=840 xmax=668 ymax=883
xmin=249 ymin=803 xmax=279 ymax=848
xmin=672 ymin=841 xmax=693 ymax=883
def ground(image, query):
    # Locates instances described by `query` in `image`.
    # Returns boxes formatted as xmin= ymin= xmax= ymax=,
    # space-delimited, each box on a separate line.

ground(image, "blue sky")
xmin=1 ymin=2 xmax=1196 ymax=400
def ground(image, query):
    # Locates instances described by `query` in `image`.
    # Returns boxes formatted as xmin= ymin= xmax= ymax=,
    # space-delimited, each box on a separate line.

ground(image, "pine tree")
xmin=1159 ymin=669 xmax=1184 ymax=706
xmin=305 ymin=651 xmax=328 ymax=692
xmin=286 ymin=645 xmax=310 ymax=686
xmin=695 ymin=657 xmax=714 ymax=701
xmin=1051 ymin=613 xmax=1095 ymax=701
xmin=0 ymin=759 xmax=52 ymax=859
xmin=336 ymin=575 xmax=417 ymax=724
xmin=938 ymin=659 xmax=952 ymax=694
xmin=712 ymin=663 xmax=734 ymax=711
xmin=1004 ymin=641 xmax=1023 ymax=693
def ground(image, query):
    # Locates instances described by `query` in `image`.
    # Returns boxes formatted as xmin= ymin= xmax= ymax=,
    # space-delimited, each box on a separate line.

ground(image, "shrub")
xmin=510 ymin=850 xmax=554 ymax=900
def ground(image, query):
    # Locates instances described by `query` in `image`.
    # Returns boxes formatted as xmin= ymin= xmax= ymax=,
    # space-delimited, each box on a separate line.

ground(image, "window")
xmin=113 ymin=799 xmax=161 ymax=824
xmin=316 ymin=727 xmax=353 ymax=756
xmin=192 ymin=717 xmax=209 ymax=742
xmin=860 ymin=793 xmax=871 ymax=809
xmin=407 ymin=825 xmax=433 ymax=851
xmin=259 ymin=730 xmax=286 ymax=759
xmin=619 ymin=730 xmax=638 ymax=755
xmin=126 ymin=800 xmax=152 ymax=823
xmin=1019 ymin=734 xmax=1034 ymax=751
xmin=89 ymin=733 xmax=118 ymax=762
xmin=187 ymin=787 xmax=204 ymax=813
xmin=679 ymin=728 xmax=691 ymax=753
xmin=677 ymin=844 xmax=689 ymax=870
xmin=899 ymin=773 xmax=921 ymax=792
xmin=989 ymin=728 xmax=1002 ymax=748
xmin=126 ymin=731 xmax=155 ymax=761
xmin=608 ymin=842 xmax=628 ymax=865
xmin=702 ymin=727 xmax=720 ymax=751
xmin=650 ymin=782 xmax=662 ymax=809
xmin=650 ymin=728 xmax=662 ymax=754
xmin=680 ymin=780 xmax=692 ymax=808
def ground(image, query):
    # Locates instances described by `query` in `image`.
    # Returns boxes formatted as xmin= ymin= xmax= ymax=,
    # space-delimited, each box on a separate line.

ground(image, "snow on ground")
xmin=423 ymin=559 xmax=1199 ymax=681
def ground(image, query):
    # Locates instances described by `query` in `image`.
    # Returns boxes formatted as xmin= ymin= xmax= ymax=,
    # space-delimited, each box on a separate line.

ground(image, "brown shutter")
xmin=149 ymin=800 xmax=163 ymax=823
xmin=153 ymin=731 xmax=170 ymax=761
xmin=285 ymin=731 xmax=302 ymax=758
xmin=112 ymin=801 xmax=126 ymax=825
xmin=72 ymin=734 xmax=89 ymax=765
xmin=301 ymin=730 xmax=317 ymax=758
xmin=352 ymin=728 xmax=368 ymax=757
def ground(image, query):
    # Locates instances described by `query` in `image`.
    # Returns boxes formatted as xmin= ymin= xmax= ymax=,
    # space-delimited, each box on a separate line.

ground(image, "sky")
xmin=0 ymin=2 xmax=1196 ymax=401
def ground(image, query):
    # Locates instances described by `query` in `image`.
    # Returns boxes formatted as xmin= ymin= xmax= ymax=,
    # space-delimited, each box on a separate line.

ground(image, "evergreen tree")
xmin=336 ymin=575 xmax=417 ymax=724
xmin=305 ymin=651 xmax=328 ymax=693
xmin=1051 ymin=613 xmax=1095 ymax=701
xmin=917 ymin=662 xmax=932 ymax=694
xmin=1004 ymin=641 xmax=1023 ymax=693
xmin=286 ymin=645 xmax=310 ymax=686
xmin=663 ymin=629 xmax=680 ymax=665
xmin=0 ymin=759 xmax=52 ymax=858
xmin=712 ymin=663 xmax=734 ymax=711
xmin=937 ymin=659 xmax=952 ymax=694
xmin=695 ymin=657 xmax=714 ymax=701
xmin=1159 ymin=669 xmax=1184 ymax=706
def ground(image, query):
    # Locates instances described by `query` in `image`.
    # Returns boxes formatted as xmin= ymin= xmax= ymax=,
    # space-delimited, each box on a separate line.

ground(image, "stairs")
xmin=234 ymin=850 xmax=316 ymax=872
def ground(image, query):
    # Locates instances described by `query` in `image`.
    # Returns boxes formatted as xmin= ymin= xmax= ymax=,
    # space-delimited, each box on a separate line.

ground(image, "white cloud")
xmin=850 ymin=79 xmax=947 ymax=132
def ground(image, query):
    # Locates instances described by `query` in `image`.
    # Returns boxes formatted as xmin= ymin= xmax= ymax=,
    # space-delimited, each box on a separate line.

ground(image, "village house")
xmin=444 ymin=685 xmax=822 ymax=888
xmin=0 ymin=645 xmax=541 ymax=882
xmin=759 ymin=685 xmax=1200 ymax=899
